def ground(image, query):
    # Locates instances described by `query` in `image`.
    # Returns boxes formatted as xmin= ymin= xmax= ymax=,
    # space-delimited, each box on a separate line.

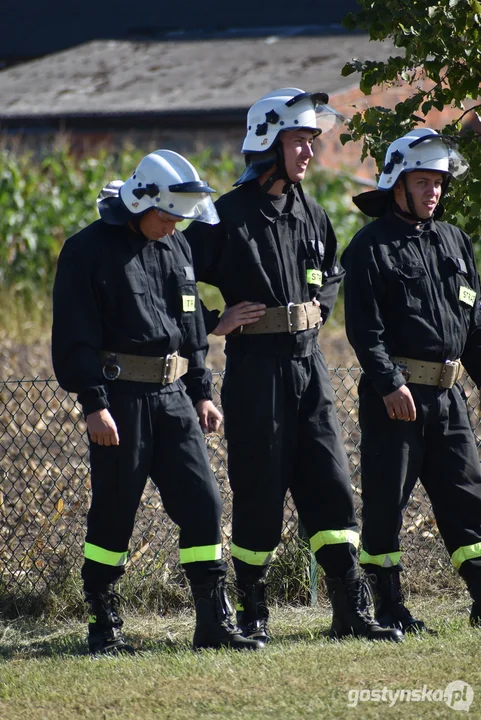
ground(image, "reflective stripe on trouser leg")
xmin=310 ymin=529 xmax=360 ymax=554
xmin=231 ymin=542 xmax=277 ymax=567
xmin=84 ymin=542 xmax=129 ymax=567
xmin=179 ymin=544 xmax=223 ymax=564
xmin=359 ymin=550 xmax=402 ymax=567
xmin=451 ymin=542 xmax=481 ymax=570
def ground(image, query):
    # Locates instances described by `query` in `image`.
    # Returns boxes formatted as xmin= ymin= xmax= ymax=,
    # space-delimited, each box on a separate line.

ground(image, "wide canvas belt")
xmin=391 ymin=356 xmax=462 ymax=389
xmin=238 ymin=302 xmax=321 ymax=335
xmin=101 ymin=351 xmax=188 ymax=384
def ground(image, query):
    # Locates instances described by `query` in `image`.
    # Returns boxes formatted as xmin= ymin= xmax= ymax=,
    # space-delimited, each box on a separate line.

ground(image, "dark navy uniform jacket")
xmin=52 ymin=220 xmax=212 ymax=416
xmin=184 ymin=180 xmax=345 ymax=358
xmin=341 ymin=210 xmax=481 ymax=397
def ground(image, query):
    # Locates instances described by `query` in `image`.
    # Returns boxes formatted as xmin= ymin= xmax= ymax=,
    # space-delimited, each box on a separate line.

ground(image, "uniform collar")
xmin=124 ymin=223 xmax=174 ymax=250
xmin=248 ymin=181 xmax=306 ymax=223
xmin=383 ymin=209 xmax=439 ymax=240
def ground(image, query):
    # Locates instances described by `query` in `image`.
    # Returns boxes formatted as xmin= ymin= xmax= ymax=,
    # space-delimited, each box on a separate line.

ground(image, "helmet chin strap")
xmin=394 ymin=174 xmax=424 ymax=223
xmin=259 ymin=141 xmax=294 ymax=194
xmin=128 ymin=211 xmax=151 ymax=239
xmin=393 ymin=172 xmax=450 ymax=224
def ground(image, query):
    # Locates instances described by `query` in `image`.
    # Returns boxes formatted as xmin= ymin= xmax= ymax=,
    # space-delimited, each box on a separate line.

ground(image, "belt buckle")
xmin=286 ymin=302 xmax=295 ymax=334
xmin=438 ymin=360 xmax=459 ymax=389
xmin=162 ymin=353 xmax=177 ymax=384
xmin=102 ymin=353 xmax=121 ymax=381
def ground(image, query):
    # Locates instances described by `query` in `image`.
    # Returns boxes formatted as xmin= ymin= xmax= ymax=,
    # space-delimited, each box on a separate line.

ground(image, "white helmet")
xmin=353 ymin=128 xmax=469 ymax=218
xmin=120 ymin=150 xmax=219 ymax=223
xmin=97 ymin=150 xmax=219 ymax=225
xmin=378 ymin=127 xmax=469 ymax=189
xmin=241 ymin=87 xmax=345 ymax=154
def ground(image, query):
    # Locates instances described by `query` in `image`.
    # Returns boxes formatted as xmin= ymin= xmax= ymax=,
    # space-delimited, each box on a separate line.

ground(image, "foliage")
xmin=303 ymin=171 xmax=369 ymax=255
xmin=0 ymin=145 xmax=365 ymax=321
xmin=340 ymin=0 xmax=481 ymax=244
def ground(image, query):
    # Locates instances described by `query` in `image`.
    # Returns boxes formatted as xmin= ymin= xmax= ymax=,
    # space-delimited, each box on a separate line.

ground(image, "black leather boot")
xmin=325 ymin=569 xmax=403 ymax=642
xmin=469 ymin=601 xmax=481 ymax=626
xmin=236 ymin=580 xmax=270 ymax=643
xmin=458 ymin=562 xmax=481 ymax=627
xmin=363 ymin=564 xmax=427 ymax=634
xmin=86 ymin=585 xmax=135 ymax=655
xmin=191 ymin=579 xmax=264 ymax=650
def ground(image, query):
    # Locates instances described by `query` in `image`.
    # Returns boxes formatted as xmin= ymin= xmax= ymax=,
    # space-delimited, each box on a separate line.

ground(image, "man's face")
xmin=394 ymin=170 xmax=444 ymax=220
xmin=280 ymin=129 xmax=316 ymax=183
xmin=139 ymin=209 xmax=181 ymax=240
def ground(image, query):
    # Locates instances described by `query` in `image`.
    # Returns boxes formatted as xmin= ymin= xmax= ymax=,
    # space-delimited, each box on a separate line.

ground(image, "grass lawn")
xmin=0 ymin=595 xmax=479 ymax=719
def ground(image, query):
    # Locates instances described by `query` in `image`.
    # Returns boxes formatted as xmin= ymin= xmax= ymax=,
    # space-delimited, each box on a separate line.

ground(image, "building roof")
xmin=0 ymin=1 xmax=360 ymax=61
xmin=0 ymin=35 xmax=398 ymax=121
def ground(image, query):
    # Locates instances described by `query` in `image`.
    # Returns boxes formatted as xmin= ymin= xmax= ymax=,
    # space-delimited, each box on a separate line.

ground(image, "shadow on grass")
xmin=0 ymin=622 xmax=88 ymax=659
xmin=272 ymin=627 xmax=331 ymax=644
xmin=0 ymin=622 xmax=193 ymax=659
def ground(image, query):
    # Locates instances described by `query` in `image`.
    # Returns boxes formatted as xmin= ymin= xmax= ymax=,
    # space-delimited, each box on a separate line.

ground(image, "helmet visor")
xmin=408 ymin=134 xmax=469 ymax=180
xmin=285 ymin=91 xmax=346 ymax=135
xmin=314 ymin=102 xmax=346 ymax=135
xmin=158 ymin=192 xmax=220 ymax=225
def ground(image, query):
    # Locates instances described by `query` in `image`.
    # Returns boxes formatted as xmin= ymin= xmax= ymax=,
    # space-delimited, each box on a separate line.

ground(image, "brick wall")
xmin=316 ymin=78 xmax=465 ymax=181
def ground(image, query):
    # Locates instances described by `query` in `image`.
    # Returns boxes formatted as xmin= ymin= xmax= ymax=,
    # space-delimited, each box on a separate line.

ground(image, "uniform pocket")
xmin=390 ymin=263 xmax=428 ymax=312
xmin=444 ymin=256 xmax=476 ymax=311
xmin=172 ymin=266 xmax=197 ymax=323
xmin=98 ymin=271 xmax=154 ymax=338
xmin=393 ymin=263 xmax=426 ymax=281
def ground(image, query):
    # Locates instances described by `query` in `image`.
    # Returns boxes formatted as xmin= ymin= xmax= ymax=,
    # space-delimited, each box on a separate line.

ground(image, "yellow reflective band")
xmin=84 ymin=542 xmax=128 ymax=567
xmin=310 ymin=529 xmax=359 ymax=554
xmin=459 ymin=286 xmax=476 ymax=307
xmin=88 ymin=615 xmax=97 ymax=624
xmin=359 ymin=550 xmax=402 ymax=567
xmin=179 ymin=544 xmax=222 ymax=564
xmin=231 ymin=542 xmax=277 ymax=566
xmin=306 ymin=269 xmax=323 ymax=286
xmin=182 ymin=295 xmax=196 ymax=312
xmin=451 ymin=542 xmax=481 ymax=569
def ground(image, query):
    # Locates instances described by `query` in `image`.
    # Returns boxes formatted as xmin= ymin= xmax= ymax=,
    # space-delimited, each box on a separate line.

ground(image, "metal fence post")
xmin=298 ymin=520 xmax=318 ymax=607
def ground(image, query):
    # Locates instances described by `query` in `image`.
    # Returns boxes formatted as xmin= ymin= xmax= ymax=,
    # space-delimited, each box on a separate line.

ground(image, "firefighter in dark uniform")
xmin=342 ymin=128 xmax=481 ymax=632
xmin=185 ymin=88 xmax=402 ymax=644
xmin=52 ymin=150 xmax=261 ymax=654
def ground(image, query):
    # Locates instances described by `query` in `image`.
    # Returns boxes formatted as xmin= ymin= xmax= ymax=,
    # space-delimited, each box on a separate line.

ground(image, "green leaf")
xmin=342 ymin=13 xmax=358 ymax=30
xmin=341 ymin=63 xmax=357 ymax=77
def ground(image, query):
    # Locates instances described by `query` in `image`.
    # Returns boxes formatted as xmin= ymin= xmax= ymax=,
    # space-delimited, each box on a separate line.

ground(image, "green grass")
xmin=0 ymin=597 xmax=480 ymax=719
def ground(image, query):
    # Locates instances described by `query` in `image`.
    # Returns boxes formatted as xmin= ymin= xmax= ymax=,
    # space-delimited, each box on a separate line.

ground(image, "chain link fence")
xmin=0 ymin=370 xmax=480 ymax=608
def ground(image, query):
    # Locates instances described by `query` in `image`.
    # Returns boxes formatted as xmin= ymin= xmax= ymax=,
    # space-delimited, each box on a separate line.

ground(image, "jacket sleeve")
xmin=460 ymin=235 xmax=481 ymax=387
xmin=51 ymin=235 xmax=109 ymax=416
xmin=316 ymin=211 xmax=345 ymax=324
xmin=176 ymin=236 xmax=214 ymax=405
xmin=184 ymin=217 xmax=225 ymax=335
xmin=341 ymin=234 xmax=406 ymax=397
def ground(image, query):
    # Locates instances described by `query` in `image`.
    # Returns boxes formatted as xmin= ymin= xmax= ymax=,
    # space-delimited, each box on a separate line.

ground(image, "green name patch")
xmin=459 ymin=286 xmax=476 ymax=307
xmin=182 ymin=295 xmax=196 ymax=312
xmin=306 ymin=269 xmax=323 ymax=286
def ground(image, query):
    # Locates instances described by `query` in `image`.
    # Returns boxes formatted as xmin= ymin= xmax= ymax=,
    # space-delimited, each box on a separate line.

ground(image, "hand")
xmin=212 ymin=301 xmax=266 ymax=336
xmin=311 ymin=297 xmax=323 ymax=323
xmin=195 ymin=399 xmax=223 ymax=433
xmin=86 ymin=408 xmax=120 ymax=446
xmin=383 ymin=385 xmax=417 ymax=422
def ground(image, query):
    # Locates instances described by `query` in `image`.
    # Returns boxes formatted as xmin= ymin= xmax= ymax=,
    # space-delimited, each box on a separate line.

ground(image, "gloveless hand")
xmin=86 ymin=408 xmax=119 ymax=446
